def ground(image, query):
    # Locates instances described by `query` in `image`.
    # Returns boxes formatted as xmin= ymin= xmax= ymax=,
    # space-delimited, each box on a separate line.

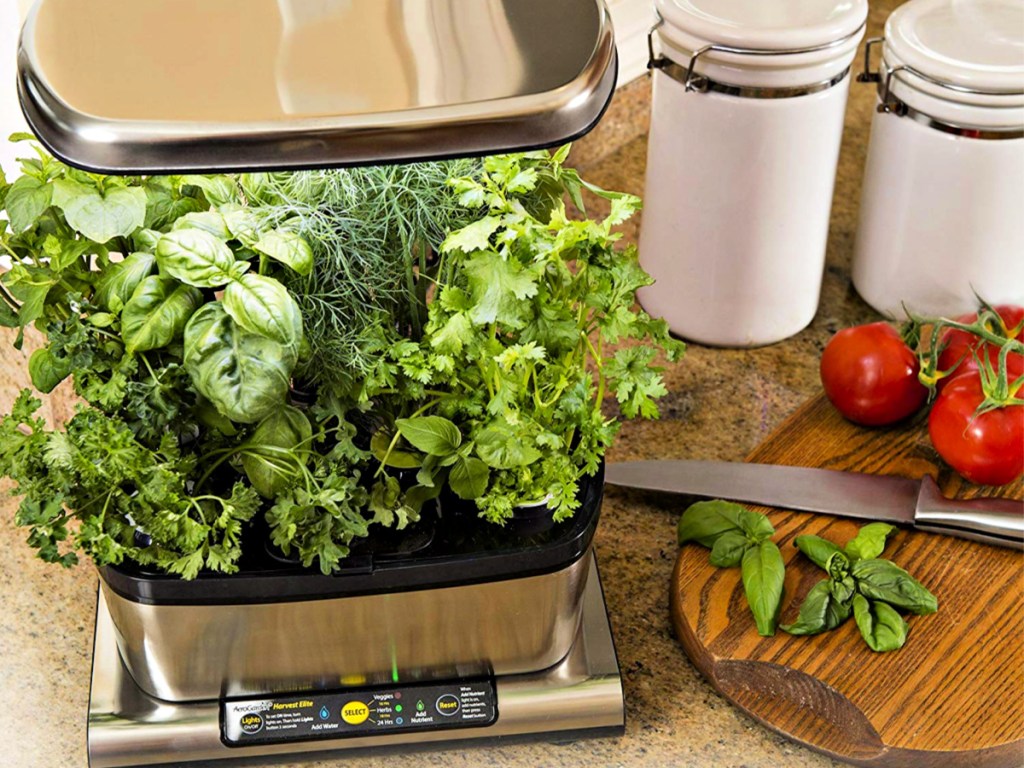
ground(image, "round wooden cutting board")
xmin=670 ymin=396 xmax=1023 ymax=768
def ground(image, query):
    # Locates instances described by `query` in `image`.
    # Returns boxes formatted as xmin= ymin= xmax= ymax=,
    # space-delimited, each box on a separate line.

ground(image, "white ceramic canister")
xmin=852 ymin=0 xmax=1024 ymax=318
xmin=639 ymin=0 xmax=867 ymax=347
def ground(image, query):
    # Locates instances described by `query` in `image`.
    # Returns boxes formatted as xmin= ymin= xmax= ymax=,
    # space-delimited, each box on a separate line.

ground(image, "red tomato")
xmin=928 ymin=373 xmax=1024 ymax=486
xmin=820 ymin=322 xmax=928 ymax=426
xmin=937 ymin=305 xmax=1024 ymax=388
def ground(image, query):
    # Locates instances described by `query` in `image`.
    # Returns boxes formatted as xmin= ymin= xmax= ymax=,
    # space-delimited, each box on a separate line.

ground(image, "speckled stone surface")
xmin=0 ymin=4 xmax=903 ymax=766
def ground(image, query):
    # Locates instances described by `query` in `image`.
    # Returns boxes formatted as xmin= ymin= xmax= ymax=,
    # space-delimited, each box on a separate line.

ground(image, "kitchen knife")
xmin=605 ymin=460 xmax=1024 ymax=550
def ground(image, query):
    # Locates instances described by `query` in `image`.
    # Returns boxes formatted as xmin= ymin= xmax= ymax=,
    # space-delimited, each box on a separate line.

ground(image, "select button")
xmin=435 ymin=694 xmax=460 ymax=717
xmin=341 ymin=701 xmax=369 ymax=725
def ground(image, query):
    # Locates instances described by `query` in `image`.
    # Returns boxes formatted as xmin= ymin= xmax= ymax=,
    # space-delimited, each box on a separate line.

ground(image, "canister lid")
xmin=17 ymin=0 xmax=617 ymax=173
xmin=885 ymin=0 xmax=1024 ymax=96
xmin=655 ymin=0 xmax=868 ymax=51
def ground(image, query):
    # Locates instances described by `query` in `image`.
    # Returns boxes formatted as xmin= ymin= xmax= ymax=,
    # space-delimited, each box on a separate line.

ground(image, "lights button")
xmin=435 ymin=694 xmax=460 ymax=717
xmin=341 ymin=701 xmax=370 ymax=725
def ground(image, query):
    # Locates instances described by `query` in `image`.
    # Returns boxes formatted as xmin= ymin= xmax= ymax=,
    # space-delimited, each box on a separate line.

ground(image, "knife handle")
xmin=915 ymin=476 xmax=1024 ymax=550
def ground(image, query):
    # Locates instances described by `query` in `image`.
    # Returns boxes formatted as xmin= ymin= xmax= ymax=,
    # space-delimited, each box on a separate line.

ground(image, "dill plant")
xmin=241 ymin=160 xmax=481 ymax=394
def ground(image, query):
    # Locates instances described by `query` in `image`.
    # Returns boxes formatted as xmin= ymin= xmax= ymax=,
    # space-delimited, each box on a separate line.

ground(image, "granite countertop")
xmin=0 ymin=4 xmax=899 ymax=765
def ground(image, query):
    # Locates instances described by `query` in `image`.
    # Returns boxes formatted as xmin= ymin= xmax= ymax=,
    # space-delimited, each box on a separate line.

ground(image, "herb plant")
xmin=1 ymin=138 xmax=682 ymax=578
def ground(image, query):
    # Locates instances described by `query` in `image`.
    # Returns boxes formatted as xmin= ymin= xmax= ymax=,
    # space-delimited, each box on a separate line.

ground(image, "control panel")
xmin=221 ymin=679 xmax=496 ymax=746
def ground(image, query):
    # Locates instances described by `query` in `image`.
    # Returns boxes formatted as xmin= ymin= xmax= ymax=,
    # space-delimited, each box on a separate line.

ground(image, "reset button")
xmin=435 ymin=694 xmax=460 ymax=717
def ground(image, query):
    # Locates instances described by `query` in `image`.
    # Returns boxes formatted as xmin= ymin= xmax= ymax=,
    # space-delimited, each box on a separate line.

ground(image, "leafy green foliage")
xmin=850 ymin=559 xmax=938 ymax=614
xmin=1 ymin=139 xmax=681 ymax=578
xmin=742 ymin=540 xmax=786 ymax=636
xmin=852 ymin=594 xmax=909 ymax=652
xmin=780 ymin=580 xmax=852 ymax=636
xmin=52 ymin=179 xmax=146 ymax=244
xmin=183 ymin=303 xmax=294 ymax=424
xmin=222 ymin=272 xmax=303 ymax=349
xmin=0 ymin=392 xmax=259 ymax=575
xmin=844 ymin=522 xmax=895 ymax=561
xmin=678 ymin=501 xmax=785 ymax=636
xmin=794 ymin=534 xmax=844 ymax=570
xmin=120 ymin=276 xmax=201 ymax=353
xmin=240 ymin=406 xmax=313 ymax=497
xmin=155 ymin=228 xmax=239 ymax=287
xmin=783 ymin=524 xmax=937 ymax=651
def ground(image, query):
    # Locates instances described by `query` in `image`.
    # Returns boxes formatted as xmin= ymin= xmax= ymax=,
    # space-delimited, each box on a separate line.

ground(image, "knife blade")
xmin=605 ymin=460 xmax=1024 ymax=550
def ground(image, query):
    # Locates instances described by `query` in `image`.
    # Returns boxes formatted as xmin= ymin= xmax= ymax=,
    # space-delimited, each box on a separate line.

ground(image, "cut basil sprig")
xmin=782 ymin=522 xmax=937 ymax=652
xmin=678 ymin=500 xmax=785 ymax=637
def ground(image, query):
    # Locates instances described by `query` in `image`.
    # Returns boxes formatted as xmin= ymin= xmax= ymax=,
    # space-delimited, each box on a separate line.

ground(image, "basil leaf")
xmin=181 ymin=175 xmax=238 ymax=207
xmin=853 ymin=594 xmax=909 ymax=652
xmin=221 ymin=273 xmax=302 ymax=349
xmin=369 ymin=429 xmax=422 ymax=469
xmin=416 ymin=454 xmax=441 ymax=488
xmin=741 ymin=539 xmax=785 ymax=636
xmin=781 ymin=579 xmax=853 ymax=636
xmin=708 ymin=531 xmax=750 ymax=567
xmin=252 ymin=230 xmax=314 ymax=276
xmin=156 ymin=229 xmax=238 ymax=287
xmin=5 ymin=175 xmax=52 ymax=233
xmin=241 ymin=405 xmax=312 ymax=498
xmin=121 ymin=276 xmax=202 ymax=354
xmin=845 ymin=522 xmax=896 ymax=561
xmin=795 ymin=534 xmax=844 ymax=570
xmin=28 ymin=347 xmax=70 ymax=393
xmin=677 ymin=500 xmax=746 ymax=548
xmin=171 ymin=211 xmax=233 ymax=240
xmin=8 ymin=272 xmax=54 ymax=326
xmin=851 ymin=559 xmax=938 ymax=615
xmin=395 ymin=416 xmax=462 ymax=457
xmin=827 ymin=550 xmax=852 ymax=581
xmin=0 ymin=300 xmax=18 ymax=328
xmin=219 ymin=205 xmax=262 ymax=245
xmin=183 ymin=302 xmax=295 ymax=424
xmin=132 ymin=229 xmax=163 ymax=252
xmin=47 ymin=238 xmax=93 ymax=273
xmin=52 ymin=180 xmax=146 ymax=244
xmin=95 ymin=252 xmax=156 ymax=312
xmin=400 ymin=483 xmax=441 ymax=518
xmin=737 ymin=509 xmax=775 ymax=543
xmin=449 ymin=456 xmax=490 ymax=500
xmin=142 ymin=180 xmax=206 ymax=230
xmin=829 ymin=575 xmax=856 ymax=604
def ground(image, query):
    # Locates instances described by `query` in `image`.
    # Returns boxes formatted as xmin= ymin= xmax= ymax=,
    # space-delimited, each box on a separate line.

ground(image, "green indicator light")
xmin=416 ymin=700 xmax=425 ymax=712
xmin=395 ymin=704 xmax=403 ymax=713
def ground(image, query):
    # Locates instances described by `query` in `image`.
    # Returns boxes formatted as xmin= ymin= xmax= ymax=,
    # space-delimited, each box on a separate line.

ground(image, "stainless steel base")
xmin=87 ymin=554 xmax=624 ymax=767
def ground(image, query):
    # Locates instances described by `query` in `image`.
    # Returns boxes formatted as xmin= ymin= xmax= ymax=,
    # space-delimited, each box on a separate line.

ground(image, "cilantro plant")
xmin=0 ymin=138 xmax=682 ymax=578
xmin=370 ymin=149 xmax=685 ymax=522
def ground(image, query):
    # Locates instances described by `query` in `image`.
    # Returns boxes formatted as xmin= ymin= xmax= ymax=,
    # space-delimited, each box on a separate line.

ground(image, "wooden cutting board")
xmin=670 ymin=395 xmax=1023 ymax=768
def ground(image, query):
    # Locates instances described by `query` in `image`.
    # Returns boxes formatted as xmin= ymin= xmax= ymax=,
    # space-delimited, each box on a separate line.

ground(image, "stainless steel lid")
xmin=17 ymin=0 xmax=617 ymax=173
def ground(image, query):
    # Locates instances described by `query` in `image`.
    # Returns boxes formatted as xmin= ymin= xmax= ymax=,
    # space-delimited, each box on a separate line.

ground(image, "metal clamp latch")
xmin=648 ymin=15 xmax=866 ymax=98
xmin=859 ymin=36 xmax=1024 ymax=117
